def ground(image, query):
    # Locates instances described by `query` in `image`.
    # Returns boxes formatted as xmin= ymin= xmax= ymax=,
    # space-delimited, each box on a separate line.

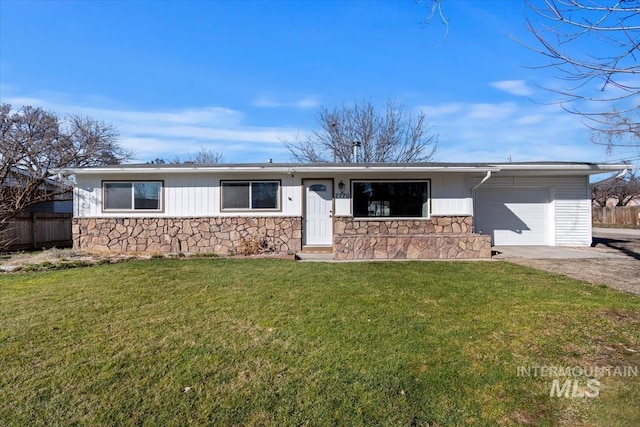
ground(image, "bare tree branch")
xmin=188 ymin=147 xmax=224 ymax=165
xmin=146 ymin=147 xmax=224 ymax=165
xmin=523 ymin=0 xmax=640 ymax=152
xmin=592 ymin=170 xmax=640 ymax=206
xmin=0 ymin=104 xmax=131 ymax=249
xmin=282 ymin=99 xmax=438 ymax=163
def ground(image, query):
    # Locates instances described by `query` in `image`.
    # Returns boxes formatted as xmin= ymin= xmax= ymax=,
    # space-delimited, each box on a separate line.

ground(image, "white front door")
xmin=304 ymin=179 xmax=333 ymax=246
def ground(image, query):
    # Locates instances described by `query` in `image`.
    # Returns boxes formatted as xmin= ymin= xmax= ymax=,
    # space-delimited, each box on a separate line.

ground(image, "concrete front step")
xmin=295 ymin=251 xmax=335 ymax=261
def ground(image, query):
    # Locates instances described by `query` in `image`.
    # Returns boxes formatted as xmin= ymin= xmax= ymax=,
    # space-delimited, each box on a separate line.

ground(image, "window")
xmin=103 ymin=181 xmax=162 ymax=211
xmin=221 ymin=181 xmax=280 ymax=210
xmin=352 ymin=181 xmax=430 ymax=218
xmin=309 ymin=184 xmax=327 ymax=192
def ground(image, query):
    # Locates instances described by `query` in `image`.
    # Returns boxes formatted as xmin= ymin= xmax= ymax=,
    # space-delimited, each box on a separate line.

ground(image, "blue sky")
xmin=0 ymin=0 xmax=635 ymax=165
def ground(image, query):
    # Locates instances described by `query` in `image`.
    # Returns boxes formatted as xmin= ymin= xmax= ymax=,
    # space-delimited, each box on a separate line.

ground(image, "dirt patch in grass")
xmin=0 ymin=248 xmax=295 ymax=273
xmin=506 ymin=258 xmax=640 ymax=295
xmin=0 ymin=248 xmax=145 ymax=272
xmin=588 ymin=310 xmax=640 ymax=365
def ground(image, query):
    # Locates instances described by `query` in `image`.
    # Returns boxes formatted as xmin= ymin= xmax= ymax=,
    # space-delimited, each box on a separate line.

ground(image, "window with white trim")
xmin=221 ymin=180 xmax=280 ymax=211
xmin=352 ymin=180 xmax=430 ymax=218
xmin=103 ymin=181 xmax=162 ymax=211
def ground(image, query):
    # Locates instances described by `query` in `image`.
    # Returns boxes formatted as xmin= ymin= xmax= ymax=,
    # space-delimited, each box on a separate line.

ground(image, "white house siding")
xmin=471 ymin=175 xmax=592 ymax=246
xmin=166 ymin=174 xmax=216 ymax=217
xmin=553 ymin=176 xmax=591 ymax=246
xmin=430 ymin=173 xmax=473 ymax=216
xmin=75 ymin=171 xmax=474 ymax=219
xmin=74 ymin=173 xmax=303 ymax=218
xmin=330 ymin=172 xmax=472 ymax=217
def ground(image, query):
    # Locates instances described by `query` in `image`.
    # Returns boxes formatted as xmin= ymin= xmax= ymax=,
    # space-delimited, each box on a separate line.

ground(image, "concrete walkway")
xmin=495 ymin=227 xmax=639 ymax=259
xmin=493 ymin=245 xmax=626 ymax=259
xmin=593 ymin=227 xmax=640 ymax=237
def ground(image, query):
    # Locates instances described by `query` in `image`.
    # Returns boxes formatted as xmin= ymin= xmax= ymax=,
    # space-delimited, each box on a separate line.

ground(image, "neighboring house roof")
xmin=61 ymin=161 xmax=632 ymax=176
xmin=3 ymin=166 xmax=73 ymax=192
xmin=25 ymin=199 xmax=73 ymax=214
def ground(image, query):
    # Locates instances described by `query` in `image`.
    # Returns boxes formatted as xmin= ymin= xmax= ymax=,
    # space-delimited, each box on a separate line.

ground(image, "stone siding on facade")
xmin=334 ymin=216 xmax=474 ymax=235
xmin=73 ymin=215 xmax=491 ymax=259
xmin=73 ymin=217 xmax=302 ymax=255
xmin=333 ymin=216 xmax=491 ymax=260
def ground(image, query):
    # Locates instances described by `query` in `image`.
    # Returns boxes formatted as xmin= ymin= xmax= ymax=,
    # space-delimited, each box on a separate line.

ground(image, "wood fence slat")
xmin=1 ymin=212 xmax=73 ymax=251
xmin=592 ymin=206 xmax=640 ymax=226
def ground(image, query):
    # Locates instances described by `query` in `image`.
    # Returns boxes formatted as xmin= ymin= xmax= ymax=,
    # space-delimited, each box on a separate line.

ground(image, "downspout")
xmin=614 ymin=168 xmax=628 ymax=179
xmin=471 ymin=171 xmax=492 ymax=192
xmin=471 ymin=171 xmax=492 ymax=233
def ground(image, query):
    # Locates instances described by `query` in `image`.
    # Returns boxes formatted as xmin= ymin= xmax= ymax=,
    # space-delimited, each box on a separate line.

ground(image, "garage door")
xmin=475 ymin=187 xmax=550 ymax=245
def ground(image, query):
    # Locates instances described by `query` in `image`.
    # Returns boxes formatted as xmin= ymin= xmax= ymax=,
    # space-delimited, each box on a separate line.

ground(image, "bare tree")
xmin=1 ymin=104 xmax=131 ymax=247
xmin=146 ymin=147 xmax=224 ymax=165
xmin=188 ymin=147 xmax=224 ymax=164
xmin=523 ymin=0 xmax=640 ymax=153
xmin=592 ymin=171 xmax=640 ymax=206
xmin=283 ymin=99 xmax=438 ymax=163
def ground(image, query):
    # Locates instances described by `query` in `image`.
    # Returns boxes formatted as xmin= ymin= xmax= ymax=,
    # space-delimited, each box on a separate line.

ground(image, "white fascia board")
xmin=64 ymin=165 xmax=501 ymax=175
xmin=495 ymin=164 xmax=633 ymax=175
xmin=62 ymin=163 xmax=632 ymax=176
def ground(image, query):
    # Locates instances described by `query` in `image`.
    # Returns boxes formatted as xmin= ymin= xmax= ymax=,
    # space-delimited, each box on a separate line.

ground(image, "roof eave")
xmin=493 ymin=163 xmax=633 ymax=176
xmin=63 ymin=165 xmax=501 ymax=174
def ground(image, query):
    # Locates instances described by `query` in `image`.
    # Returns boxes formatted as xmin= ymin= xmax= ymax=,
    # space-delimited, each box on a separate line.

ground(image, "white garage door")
xmin=475 ymin=187 xmax=550 ymax=245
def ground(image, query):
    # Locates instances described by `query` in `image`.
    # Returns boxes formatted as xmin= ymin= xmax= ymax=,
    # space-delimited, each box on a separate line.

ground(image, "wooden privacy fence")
xmin=592 ymin=206 xmax=640 ymax=227
xmin=1 ymin=212 xmax=73 ymax=251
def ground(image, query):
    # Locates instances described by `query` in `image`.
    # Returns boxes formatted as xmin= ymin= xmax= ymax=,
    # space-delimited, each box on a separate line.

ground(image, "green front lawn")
xmin=1 ymin=259 xmax=639 ymax=426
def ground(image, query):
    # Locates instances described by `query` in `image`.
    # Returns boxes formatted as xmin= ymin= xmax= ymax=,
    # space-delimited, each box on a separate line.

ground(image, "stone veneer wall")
xmin=333 ymin=216 xmax=491 ymax=260
xmin=73 ymin=217 xmax=302 ymax=255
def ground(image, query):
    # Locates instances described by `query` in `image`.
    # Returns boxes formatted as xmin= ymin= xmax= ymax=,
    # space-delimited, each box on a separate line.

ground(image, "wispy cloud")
xmin=417 ymin=100 xmax=612 ymax=163
xmin=468 ymin=102 xmax=517 ymax=120
xmin=489 ymin=80 xmax=535 ymax=96
xmin=3 ymin=95 xmax=304 ymax=162
xmin=5 ymin=92 xmax=618 ymax=166
xmin=419 ymin=103 xmax=463 ymax=117
xmin=252 ymin=95 xmax=320 ymax=109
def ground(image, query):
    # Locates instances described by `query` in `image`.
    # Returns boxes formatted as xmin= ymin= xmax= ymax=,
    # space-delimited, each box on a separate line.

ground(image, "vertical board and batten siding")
xmin=430 ymin=173 xmax=473 ymax=216
xmin=165 ymin=174 xmax=216 ymax=216
xmin=75 ymin=172 xmax=475 ymax=219
xmin=74 ymin=173 xmax=303 ymax=217
xmin=470 ymin=174 xmax=591 ymax=246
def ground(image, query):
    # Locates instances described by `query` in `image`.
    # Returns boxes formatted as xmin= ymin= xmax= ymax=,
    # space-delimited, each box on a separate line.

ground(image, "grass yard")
xmin=1 ymin=259 xmax=639 ymax=426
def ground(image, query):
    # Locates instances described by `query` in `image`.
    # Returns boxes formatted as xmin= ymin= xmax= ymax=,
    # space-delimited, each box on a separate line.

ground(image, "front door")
xmin=304 ymin=179 xmax=333 ymax=246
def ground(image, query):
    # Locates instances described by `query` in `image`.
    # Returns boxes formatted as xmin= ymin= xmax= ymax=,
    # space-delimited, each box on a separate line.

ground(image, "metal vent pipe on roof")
xmin=352 ymin=141 xmax=361 ymax=163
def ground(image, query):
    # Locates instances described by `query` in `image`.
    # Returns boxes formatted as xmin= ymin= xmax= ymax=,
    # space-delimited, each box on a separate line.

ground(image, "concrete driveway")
xmin=493 ymin=228 xmax=640 ymax=295
xmin=492 ymin=245 xmax=626 ymax=259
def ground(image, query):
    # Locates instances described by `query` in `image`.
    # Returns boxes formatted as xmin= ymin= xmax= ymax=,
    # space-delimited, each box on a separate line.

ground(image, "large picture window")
xmin=352 ymin=181 xmax=430 ymax=218
xmin=221 ymin=181 xmax=280 ymax=210
xmin=103 ymin=181 xmax=162 ymax=211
